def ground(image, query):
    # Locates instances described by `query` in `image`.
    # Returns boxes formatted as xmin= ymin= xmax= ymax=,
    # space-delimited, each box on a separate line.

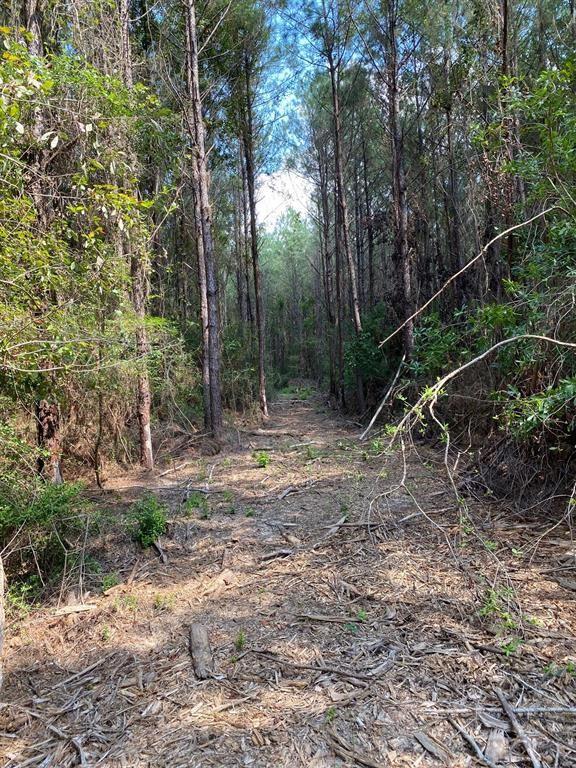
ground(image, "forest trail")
xmin=2 ymin=392 xmax=576 ymax=767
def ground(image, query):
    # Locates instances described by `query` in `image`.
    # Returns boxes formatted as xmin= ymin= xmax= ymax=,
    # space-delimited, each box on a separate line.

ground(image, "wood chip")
xmin=485 ymin=729 xmax=509 ymax=764
xmin=260 ymin=548 xmax=294 ymax=561
xmin=414 ymin=731 xmax=451 ymax=764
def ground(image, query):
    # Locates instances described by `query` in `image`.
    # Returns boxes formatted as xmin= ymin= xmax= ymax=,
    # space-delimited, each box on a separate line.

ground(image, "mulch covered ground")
xmin=2 ymin=394 xmax=575 ymax=767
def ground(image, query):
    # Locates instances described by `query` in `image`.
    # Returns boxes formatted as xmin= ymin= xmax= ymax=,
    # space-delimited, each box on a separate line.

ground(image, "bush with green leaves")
xmin=131 ymin=495 xmax=168 ymax=548
xmin=0 ymin=456 xmax=92 ymax=592
xmin=344 ymin=303 xmax=402 ymax=393
xmin=254 ymin=451 xmax=271 ymax=468
xmin=409 ymin=313 xmax=463 ymax=379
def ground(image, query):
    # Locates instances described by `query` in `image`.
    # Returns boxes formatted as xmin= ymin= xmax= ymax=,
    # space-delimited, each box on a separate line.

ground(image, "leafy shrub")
xmin=500 ymin=377 xmax=576 ymax=441
xmin=254 ymin=451 xmax=271 ymax=468
xmin=0 ymin=473 xmax=91 ymax=597
xmin=102 ymin=572 xmax=120 ymax=591
xmin=131 ymin=495 xmax=167 ymax=548
xmin=409 ymin=313 xmax=462 ymax=379
xmin=185 ymin=491 xmax=210 ymax=518
xmin=344 ymin=303 xmax=401 ymax=390
xmin=0 ymin=480 xmax=86 ymax=536
xmin=6 ymin=575 xmax=42 ymax=618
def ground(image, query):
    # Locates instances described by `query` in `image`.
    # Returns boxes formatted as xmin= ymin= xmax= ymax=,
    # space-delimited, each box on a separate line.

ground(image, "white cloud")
xmin=256 ymin=170 xmax=313 ymax=230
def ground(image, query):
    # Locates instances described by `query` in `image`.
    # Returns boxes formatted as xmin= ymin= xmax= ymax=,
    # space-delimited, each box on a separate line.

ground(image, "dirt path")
xmin=2 ymin=393 xmax=576 ymax=767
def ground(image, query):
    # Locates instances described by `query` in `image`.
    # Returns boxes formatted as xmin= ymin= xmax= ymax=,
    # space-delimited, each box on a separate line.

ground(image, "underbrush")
xmin=0 ymin=474 xmax=95 ymax=613
xmin=390 ymin=227 xmax=576 ymax=503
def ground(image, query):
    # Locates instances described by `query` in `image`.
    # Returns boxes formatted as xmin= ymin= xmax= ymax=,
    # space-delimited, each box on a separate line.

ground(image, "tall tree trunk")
xmin=362 ymin=137 xmax=375 ymax=308
xmin=0 ymin=557 xmax=3 ymax=691
xmin=131 ymin=253 xmax=154 ymax=469
xmin=241 ymin=56 xmax=268 ymax=419
xmin=120 ymin=0 xmax=154 ymax=468
xmin=24 ymin=1 xmax=66 ymax=480
xmin=387 ymin=0 xmax=413 ymax=358
xmin=327 ymin=55 xmax=362 ymax=336
xmin=185 ymin=0 xmax=223 ymax=437
xmin=334 ymin=181 xmax=345 ymax=408
xmin=240 ymin=142 xmax=254 ymax=325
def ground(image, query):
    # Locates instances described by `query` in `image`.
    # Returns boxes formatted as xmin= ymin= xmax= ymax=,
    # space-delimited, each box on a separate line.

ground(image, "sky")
xmin=256 ymin=170 xmax=313 ymax=230
xmin=251 ymin=5 xmax=317 ymax=230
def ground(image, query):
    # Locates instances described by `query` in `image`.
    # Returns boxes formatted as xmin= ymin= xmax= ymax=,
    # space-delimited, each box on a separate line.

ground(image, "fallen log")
xmin=189 ymin=623 xmax=213 ymax=679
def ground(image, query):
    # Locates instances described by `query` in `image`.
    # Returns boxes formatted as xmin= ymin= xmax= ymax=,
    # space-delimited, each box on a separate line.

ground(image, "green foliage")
xmin=234 ymin=629 xmax=247 ymax=651
xmin=153 ymin=592 xmax=176 ymax=611
xmin=6 ymin=575 xmax=42 ymax=618
xmin=344 ymin=304 xmax=401 ymax=390
xmin=501 ymin=377 xmax=576 ymax=440
xmin=479 ymin=586 xmax=518 ymax=630
xmin=409 ymin=314 xmax=462 ymax=378
xmin=0 ymin=481 xmax=86 ymax=536
xmin=500 ymin=637 xmax=523 ymax=657
xmin=254 ymin=450 xmax=271 ymax=468
xmin=131 ymin=495 xmax=167 ymax=548
xmin=185 ymin=492 xmax=210 ymax=519
xmin=102 ymin=572 xmax=120 ymax=592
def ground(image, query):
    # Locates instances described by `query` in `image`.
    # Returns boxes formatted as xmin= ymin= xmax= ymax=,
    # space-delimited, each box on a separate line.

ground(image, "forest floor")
xmin=2 ymin=390 xmax=576 ymax=767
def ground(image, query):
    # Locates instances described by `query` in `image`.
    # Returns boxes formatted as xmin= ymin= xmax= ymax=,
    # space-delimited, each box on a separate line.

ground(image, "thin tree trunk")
xmin=120 ymin=0 xmax=154 ymax=468
xmin=242 ymin=56 xmax=268 ymax=419
xmin=387 ymin=0 xmax=413 ymax=358
xmin=362 ymin=138 xmax=375 ymax=308
xmin=23 ymin=2 xmax=66 ymax=481
xmin=185 ymin=0 xmax=223 ymax=437
xmin=130 ymin=254 xmax=154 ymax=469
xmin=328 ymin=55 xmax=362 ymax=336
xmin=0 ymin=557 xmax=4 ymax=691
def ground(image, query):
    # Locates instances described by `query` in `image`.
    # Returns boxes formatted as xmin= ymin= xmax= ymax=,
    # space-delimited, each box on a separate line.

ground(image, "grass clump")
xmin=102 ymin=572 xmax=120 ymax=592
xmin=6 ymin=576 xmax=42 ymax=618
xmin=185 ymin=491 xmax=210 ymax=518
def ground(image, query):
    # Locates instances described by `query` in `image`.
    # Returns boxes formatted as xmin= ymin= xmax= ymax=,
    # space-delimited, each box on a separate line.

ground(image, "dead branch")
xmin=379 ymin=206 xmax=558 ymax=349
xmin=495 ymin=687 xmax=542 ymax=768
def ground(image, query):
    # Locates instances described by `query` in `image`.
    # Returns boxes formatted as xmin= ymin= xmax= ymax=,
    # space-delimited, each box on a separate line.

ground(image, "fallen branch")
xmin=495 ymin=687 xmax=542 ymax=768
xmin=448 ymin=717 xmax=499 ymax=768
xmin=152 ymin=539 xmax=168 ymax=564
xmin=312 ymin=515 xmax=347 ymax=549
xmin=158 ymin=461 xmax=193 ymax=477
xmin=296 ymin=613 xmax=359 ymax=624
xmin=360 ymin=355 xmax=406 ymax=441
xmin=379 ymin=206 xmax=558 ymax=349
xmin=53 ymin=603 xmax=97 ymax=616
xmin=326 ymin=728 xmax=386 ymax=768
xmin=260 ymin=548 xmax=294 ymax=562
xmin=252 ymin=649 xmax=379 ymax=683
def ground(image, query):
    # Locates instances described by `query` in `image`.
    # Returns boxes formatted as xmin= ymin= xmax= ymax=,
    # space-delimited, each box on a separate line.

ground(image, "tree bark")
xmin=24 ymin=1 xmax=66 ymax=480
xmin=327 ymin=54 xmax=362 ymax=337
xmin=241 ymin=54 xmax=268 ymax=419
xmin=120 ymin=0 xmax=154 ymax=469
xmin=36 ymin=398 xmax=63 ymax=483
xmin=387 ymin=0 xmax=414 ymax=358
xmin=362 ymin=137 xmax=375 ymax=308
xmin=130 ymin=254 xmax=154 ymax=469
xmin=185 ymin=0 xmax=224 ymax=437
xmin=0 ymin=556 xmax=4 ymax=691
